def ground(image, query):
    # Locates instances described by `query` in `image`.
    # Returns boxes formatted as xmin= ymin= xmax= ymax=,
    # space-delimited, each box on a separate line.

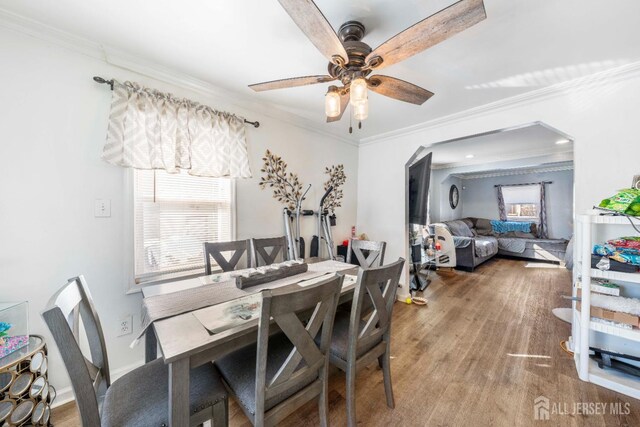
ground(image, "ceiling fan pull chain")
xmin=359 ymin=121 xmax=362 ymax=130
xmin=349 ymin=105 xmax=353 ymax=134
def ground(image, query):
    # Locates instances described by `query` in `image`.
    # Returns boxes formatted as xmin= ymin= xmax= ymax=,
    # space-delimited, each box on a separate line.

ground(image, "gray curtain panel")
xmin=538 ymin=183 xmax=549 ymax=238
xmin=496 ymin=185 xmax=507 ymax=221
xmin=102 ymin=80 xmax=252 ymax=178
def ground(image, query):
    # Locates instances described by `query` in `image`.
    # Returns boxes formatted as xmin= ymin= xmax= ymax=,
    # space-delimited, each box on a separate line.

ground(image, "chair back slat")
xmin=251 ymin=236 xmax=288 ymax=267
xmin=347 ymin=239 xmax=387 ymax=269
xmin=204 ymin=240 xmax=250 ymax=274
xmin=348 ymin=259 xmax=404 ymax=358
xmin=254 ymin=275 xmax=343 ymax=421
xmin=41 ymin=275 xmax=111 ymax=427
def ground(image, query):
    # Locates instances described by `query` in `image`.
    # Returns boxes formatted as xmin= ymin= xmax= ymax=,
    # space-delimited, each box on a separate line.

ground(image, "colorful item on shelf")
xmin=599 ymin=188 xmax=640 ymax=216
xmin=593 ymin=244 xmax=640 ymax=266
xmin=609 ymin=236 xmax=640 ymax=250
xmin=0 ymin=302 xmax=29 ymax=358
xmin=489 ymin=220 xmax=532 ymax=234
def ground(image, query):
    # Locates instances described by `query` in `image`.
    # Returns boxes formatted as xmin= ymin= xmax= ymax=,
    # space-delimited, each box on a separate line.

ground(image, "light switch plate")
xmin=94 ymin=199 xmax=111 ymax=217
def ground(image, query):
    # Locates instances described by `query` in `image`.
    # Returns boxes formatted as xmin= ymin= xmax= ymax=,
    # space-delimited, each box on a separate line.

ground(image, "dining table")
xmin=139 ymin=257 xmax=360 ymax=427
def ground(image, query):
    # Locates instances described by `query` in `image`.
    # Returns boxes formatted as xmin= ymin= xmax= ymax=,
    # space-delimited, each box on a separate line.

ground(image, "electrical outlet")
xmin=118 ymin=315 xmax=133 ymax=337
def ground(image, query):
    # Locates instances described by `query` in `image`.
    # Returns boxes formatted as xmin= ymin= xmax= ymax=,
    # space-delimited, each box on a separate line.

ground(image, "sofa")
xmin=437 ymin=217 xmax=569 ymax=271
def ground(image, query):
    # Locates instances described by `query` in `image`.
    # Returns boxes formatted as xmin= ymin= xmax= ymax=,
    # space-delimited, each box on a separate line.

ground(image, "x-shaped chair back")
xmin=204 ymin=240 xmax=250 ymax=274
xmin=348 ymin=258 xmax=404 ymax=358
xmin=254 ymin=274 xmax=343 ymax=424
xmin=347 ymin=239 xmax=386 ymax=269
xmin=251 ymin=236 xmax=288 ymax=267
xmin=42 ymin=276 xmax=111 ymax=426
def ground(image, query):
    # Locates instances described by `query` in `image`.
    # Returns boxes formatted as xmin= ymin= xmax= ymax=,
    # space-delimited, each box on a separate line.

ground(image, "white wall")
xmin=0 ymin=27 xmax=358 ymax=402
xmin=461 ymin=169 xmax=574 ymax=239
xmin=430 ymin=171 xmax=463 ymax=222
xmin=357 ymin=72 xmax=640 ymax=298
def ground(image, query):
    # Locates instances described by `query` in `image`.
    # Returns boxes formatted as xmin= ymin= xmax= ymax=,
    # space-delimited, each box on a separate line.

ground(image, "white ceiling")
xmin=2 ymin=0 xmax=640 ymax=140
xmin=429 ymin=122 xmax=573 ymax=168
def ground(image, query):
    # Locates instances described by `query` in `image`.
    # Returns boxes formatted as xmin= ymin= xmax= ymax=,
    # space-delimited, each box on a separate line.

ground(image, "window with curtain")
xmin=502 ymin=184 xmax=541 ymax=221
xmin=133 ymin=169 xmax=233 ymax=285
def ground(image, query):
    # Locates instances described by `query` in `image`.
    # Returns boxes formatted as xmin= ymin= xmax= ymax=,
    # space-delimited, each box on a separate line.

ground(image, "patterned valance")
xmin=101 ymin=80 xmax=252 ymax=178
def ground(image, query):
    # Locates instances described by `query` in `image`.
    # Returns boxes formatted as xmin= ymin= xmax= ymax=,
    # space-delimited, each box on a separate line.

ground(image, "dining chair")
xmin=347 ymin=239 xmax=387 ymax=269
xmin=42 ymin=275 xmax=228 ymax=427
xmin=204 ymin=239 xmax=251 ymax=274
xmin=250 ymin=236 xmax=289 ymax=267
xmin=215 ymin=274 xmax=344 ymax=427
xmin=327 ymin=258 xmax=404 ymax=427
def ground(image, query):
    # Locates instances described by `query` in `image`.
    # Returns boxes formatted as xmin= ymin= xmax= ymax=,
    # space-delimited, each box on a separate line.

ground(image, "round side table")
xmin=0 ymin=335 xmax=55 ymax=426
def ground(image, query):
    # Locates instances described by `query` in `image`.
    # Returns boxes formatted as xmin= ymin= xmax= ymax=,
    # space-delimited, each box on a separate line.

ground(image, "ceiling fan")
xmin=249 ymin=0 xmax=486 ymax=128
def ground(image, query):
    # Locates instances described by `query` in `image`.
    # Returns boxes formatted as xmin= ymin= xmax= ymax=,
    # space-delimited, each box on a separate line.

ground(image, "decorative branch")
xmin=259 ymin=150 xmax=303 ymax=210
xmin=323 ymin=164 xmax=346 ymax=213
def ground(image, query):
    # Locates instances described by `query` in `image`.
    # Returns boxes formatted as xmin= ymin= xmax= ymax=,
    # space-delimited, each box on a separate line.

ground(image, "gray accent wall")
xmin=461 ymin=169 xmax=574 ymax=239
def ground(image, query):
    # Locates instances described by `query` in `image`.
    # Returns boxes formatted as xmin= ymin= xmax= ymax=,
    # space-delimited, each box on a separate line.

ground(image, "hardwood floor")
xmin=53 ymin=258 xmax=640 ymax=426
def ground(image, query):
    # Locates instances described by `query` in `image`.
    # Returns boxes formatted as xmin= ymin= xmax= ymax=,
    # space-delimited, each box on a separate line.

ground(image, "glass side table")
xmin=0 ymin=335 xmax=55 ymax=426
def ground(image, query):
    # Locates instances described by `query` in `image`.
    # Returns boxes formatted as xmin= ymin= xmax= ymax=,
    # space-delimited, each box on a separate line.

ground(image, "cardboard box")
xmin=577 ymin=302 xmax=640 ymax=328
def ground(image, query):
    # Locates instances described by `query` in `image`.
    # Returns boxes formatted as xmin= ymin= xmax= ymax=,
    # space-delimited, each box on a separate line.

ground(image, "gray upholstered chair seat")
xmin=102 ymin=358 xmax=227 ymax=427
xmin=215 ymin=333 xmax=316 ymax=416
xmin=319 ymin=310 xmax=378 ymax=361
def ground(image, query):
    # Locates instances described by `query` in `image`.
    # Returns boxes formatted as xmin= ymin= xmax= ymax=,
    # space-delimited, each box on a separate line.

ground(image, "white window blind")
xmin=133 ymin=169 xmax=233 ymax=284
xmin=502 ymin=184 xmax=540 ymax=221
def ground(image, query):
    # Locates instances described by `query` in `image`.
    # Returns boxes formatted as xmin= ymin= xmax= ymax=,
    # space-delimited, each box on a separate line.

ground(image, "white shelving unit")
xmin=574 ymin=211 xmax=640 ymax=399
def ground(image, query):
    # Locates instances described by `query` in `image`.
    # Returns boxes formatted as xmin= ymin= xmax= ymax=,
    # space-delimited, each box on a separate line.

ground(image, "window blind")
xmin=133 ymin=169 xmax=233 ymax=284
xmin=502 ymin=184 xmax=540 ymax=220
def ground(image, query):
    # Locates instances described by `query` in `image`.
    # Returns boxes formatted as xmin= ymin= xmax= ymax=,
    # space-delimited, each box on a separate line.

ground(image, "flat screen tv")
xmin=408 ymin=152 xmax=432 ymax=225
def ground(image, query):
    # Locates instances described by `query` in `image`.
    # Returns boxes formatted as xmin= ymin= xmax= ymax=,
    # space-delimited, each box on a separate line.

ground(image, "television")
xmin=408 ymin=152 xmax=432 ymax=225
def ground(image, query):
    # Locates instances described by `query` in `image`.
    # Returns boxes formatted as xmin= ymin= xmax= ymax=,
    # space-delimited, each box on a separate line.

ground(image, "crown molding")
xmin=452 ymin=162 xmax=574 ymax=180
xmin=432 ymin=148 xmax=574 ymax=171
xmin=0 ymin=8 xmax=359 ymax=147
xmin=359 ymin=60 xmax=640 ymax=146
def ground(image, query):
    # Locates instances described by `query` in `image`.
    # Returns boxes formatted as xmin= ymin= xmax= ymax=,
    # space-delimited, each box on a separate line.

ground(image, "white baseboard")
xmin=52 ymin=359 xmax=145 ymax=409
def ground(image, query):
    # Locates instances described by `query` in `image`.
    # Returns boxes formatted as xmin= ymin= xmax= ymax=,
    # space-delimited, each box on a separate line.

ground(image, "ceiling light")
xmin=354 ymin=100 xmax=368 ymax=121
xmin=350 ymin=77 xmax=368 ymax=107
xmin=325 ymin=86 xmax=341 ymax=118
xmin=465 ymin=154 xmax=475 ymax=159
xmin=556 ymin=139 xmax=570 ymax=145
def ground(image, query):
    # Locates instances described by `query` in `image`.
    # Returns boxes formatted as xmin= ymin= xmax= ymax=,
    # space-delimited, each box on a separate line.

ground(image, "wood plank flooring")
xmin=53 ymin=258 xmax=640 ymax=426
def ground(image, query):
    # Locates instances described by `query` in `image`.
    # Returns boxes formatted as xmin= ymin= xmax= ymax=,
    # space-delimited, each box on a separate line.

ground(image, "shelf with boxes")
xmin=573 ymin=211 xmax=640 ymax=399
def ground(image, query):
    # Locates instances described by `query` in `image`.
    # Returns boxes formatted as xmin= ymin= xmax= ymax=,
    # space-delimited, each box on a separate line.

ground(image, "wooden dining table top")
xmin=143 ymin=258 xmax=359 ymax=365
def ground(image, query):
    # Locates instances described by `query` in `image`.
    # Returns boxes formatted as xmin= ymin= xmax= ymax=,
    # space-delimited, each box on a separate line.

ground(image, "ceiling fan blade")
xmin=368 ymin=75 xmax=434 ymax=105
xmin=327 ymin=91 xmax=350 ymax=123
xmin=278 ymin=0 xmax=349 ymax=65
xmin=249 ymin=75 xmax=336 ymax=92
xmin=366 ymin=0 xmax=486 ymax=70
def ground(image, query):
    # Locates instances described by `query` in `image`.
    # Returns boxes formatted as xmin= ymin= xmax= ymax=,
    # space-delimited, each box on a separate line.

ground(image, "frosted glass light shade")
xmin=354 ymin=100 xmax=368 ymax=121
xmin=350 ymin=77 xmax=367 ymax=106
xmin=325 ymin=91 xmax=341 ymax=118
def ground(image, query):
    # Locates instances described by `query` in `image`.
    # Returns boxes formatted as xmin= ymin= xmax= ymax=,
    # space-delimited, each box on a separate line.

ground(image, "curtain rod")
xmin=494 ymin=181 xmax=553 ymax=188
xmin=92 ymin=76 xmax=260 ymax=128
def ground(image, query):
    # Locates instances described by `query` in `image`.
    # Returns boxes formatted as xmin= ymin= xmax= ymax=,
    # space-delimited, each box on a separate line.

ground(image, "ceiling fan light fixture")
xmin=354 ymin=99 xmax=368 ymax=121
xmin=325 ymin=86 xmax=341 ymax=118
xmin=349 ymin=77 xmax=368 ymax=106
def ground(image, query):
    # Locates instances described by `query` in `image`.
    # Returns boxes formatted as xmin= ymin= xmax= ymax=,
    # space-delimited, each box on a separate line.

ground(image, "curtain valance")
xmin=101 ymin=80 xmax=252 ymax=178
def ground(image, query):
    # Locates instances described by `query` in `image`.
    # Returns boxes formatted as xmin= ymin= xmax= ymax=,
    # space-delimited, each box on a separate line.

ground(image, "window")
xmin=133 ymin=169 xmax=233 ymax=285
xmin=502 ymin=184 xmax=541 ymax=221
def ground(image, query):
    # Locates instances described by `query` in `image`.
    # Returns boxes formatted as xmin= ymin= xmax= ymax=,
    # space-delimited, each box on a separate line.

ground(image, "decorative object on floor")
xmin=0 ymin=335 xmax=55 ymax=426
xmin=249 ymin=0 xmax=486 ymax=127
xmin=0 ymin=302 xmax=28 ymax=359
xmin=94 ymin=77 xmax=252 ymax=178
xmin=259 ymin=150 xmax=303 ymax=211
xmin=449 ymin=184 xmax=459 ymax=209
xmin=323 ymin=164 xmax=346 ymax=213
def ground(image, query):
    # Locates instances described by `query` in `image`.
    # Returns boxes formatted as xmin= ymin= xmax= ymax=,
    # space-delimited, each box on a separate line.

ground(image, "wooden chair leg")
xmin=319 ymin=367 xmax=329 ymax=427
xmin=212 ymin=397 xmax=228 ymax=427
xmin=381 ymin=351 xmax=395 ymax=409
xmin=346 ymin=362 xmax=357 ymax=427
